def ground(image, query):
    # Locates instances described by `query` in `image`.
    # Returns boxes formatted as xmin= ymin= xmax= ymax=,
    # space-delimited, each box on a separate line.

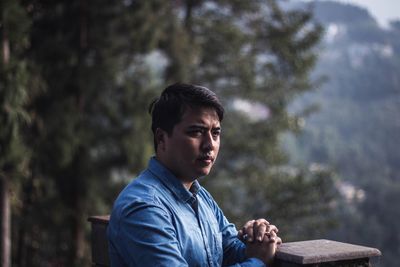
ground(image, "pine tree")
xmin=19 ymin=0 xmax=164 ymax=265
xmin=0 ymin=0 xmax=30 ymax=266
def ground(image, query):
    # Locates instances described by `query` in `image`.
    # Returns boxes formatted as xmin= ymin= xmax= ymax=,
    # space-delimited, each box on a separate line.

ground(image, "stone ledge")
xmin=275 ymin=239 xmax=381 ymax=264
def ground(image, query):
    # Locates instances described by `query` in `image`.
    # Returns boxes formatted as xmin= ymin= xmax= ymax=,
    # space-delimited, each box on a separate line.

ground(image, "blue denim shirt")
xmin=108 ymin=157 xmax=265 ymax=267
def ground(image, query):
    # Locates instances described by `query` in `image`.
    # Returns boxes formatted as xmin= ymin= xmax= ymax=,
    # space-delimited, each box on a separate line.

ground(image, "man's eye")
xmin=212 ymin=130 xmax=221 ymax=137
xmin=188 ymin=130 xmax=202 ymax=136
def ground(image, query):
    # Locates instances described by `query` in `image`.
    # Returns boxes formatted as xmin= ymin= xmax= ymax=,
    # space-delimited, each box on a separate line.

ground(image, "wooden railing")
xmin=88 ymin=216 xmax=381 ymax=267
xmin=88 ymin=216 xmax=110 ymax=266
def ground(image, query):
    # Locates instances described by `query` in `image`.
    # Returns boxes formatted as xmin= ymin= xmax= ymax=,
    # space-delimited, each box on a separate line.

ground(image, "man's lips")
xmin=197 ymin=155 xmax=214 ymax=163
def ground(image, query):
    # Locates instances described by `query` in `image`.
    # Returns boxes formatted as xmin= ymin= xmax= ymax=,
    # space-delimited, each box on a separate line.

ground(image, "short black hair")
xmin=149 ymin=83 xmax=224 ymax=151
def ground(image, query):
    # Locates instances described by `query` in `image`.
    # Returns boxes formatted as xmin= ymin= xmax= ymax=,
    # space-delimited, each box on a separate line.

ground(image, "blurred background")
xmin=1 ymin=0 xmax=399 ymax=266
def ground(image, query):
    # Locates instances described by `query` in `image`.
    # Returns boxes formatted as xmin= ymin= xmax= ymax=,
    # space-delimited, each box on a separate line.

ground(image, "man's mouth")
xmin=198 ymin=155 xmax=214 ymax=164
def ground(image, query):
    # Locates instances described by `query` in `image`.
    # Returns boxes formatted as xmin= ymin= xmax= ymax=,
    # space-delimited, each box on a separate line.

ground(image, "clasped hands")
xmin=238 ymin=219 xmax=282 ymax=265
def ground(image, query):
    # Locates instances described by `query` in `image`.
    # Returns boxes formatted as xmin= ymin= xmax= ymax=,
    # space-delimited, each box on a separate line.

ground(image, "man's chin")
xmin=196 ymin=168 xmax=212 ymax=177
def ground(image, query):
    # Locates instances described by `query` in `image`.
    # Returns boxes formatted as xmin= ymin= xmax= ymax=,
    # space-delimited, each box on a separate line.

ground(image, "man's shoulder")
xmin=107 ymin=169 xmax=175 ymax=242
xmin=115 ymin=169 xmax=163 ymax=207
xmin=109 ymin=169 xmax=172 ymax=227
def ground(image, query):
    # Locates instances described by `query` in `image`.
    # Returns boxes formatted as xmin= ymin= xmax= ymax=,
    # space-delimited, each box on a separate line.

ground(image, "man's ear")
xmin=155 ymin=128 xmax=167 ymax=151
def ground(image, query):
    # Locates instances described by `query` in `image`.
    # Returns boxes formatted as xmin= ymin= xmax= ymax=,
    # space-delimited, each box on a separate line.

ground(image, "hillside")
xmin=284 ymin=1 xmax=400 ymax=266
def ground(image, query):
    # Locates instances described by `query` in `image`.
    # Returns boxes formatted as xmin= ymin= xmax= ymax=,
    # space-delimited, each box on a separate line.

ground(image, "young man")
xmin=108 ymin=83 xmax=282 ymax=266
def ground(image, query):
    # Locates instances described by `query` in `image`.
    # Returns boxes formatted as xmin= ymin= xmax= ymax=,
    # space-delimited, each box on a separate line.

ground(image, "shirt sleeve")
xmin=220 ymin=219 xmax=266 ymax=267
xmin=222 ymin=231 xmax=266 ymax=266
xmin=199 ymin=189 xmax=266 ymax=267
xmin=108 ymin=202 xmax=189 ymax=267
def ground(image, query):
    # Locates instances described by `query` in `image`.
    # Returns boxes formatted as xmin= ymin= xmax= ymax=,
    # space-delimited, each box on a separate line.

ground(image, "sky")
xmin=308 ymin=0 xmax=400 ymax=27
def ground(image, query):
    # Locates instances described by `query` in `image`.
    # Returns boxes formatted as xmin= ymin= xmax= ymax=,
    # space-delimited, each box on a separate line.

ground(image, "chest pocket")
xmin=212 ymin=228 xmax=223 ymax=265
xmin=190 ymin=195 xmax=224 ymax=266
xmin=175 ymin=209 xmax=208 ymax=266
xmin=207 ymin=212 xmax=223 ymax=266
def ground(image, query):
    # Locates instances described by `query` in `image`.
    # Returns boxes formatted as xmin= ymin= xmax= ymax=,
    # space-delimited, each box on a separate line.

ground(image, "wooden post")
xmin=88 ymin=216 xmax=110 ymax=266
xmin=88 ymin=216 xmax=382 ymax=267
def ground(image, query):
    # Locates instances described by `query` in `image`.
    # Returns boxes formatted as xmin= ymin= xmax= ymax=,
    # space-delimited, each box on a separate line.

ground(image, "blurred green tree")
xmin=156 ymin=0 xmax=337 ymax=239
xmin=0 ymin=0 xmax=30 ymax=266
xmin=17 ymin=0 xmax=161 ymax=265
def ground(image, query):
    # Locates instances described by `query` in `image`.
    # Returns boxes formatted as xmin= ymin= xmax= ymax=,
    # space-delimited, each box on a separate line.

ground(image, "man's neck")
xmin=182 ymin=181 xmax=194 ymax=190
xmin=155 ymin=155 xmax=194 ymax=190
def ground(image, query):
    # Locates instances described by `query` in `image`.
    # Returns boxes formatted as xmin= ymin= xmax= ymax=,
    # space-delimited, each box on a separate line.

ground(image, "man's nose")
xmin=202 ymin=132 xmax=215 ymax=151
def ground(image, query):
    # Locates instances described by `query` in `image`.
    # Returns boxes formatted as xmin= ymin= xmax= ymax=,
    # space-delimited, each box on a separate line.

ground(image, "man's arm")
xmin=244 ymin=228 xmax=282 ymax=266
xmin=206 ymin=202 xmax=279 ymax=266
xmin=199 ymin=188 xmax=281 ymax=266
xmin=108 ymin=203 xmax=189 ymax=267
xmin=220 ymin=219 xmax=281 ymax=267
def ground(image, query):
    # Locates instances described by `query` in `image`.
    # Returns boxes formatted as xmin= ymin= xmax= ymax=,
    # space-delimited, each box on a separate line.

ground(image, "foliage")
xmin=0 ymin=1 xmax=31 ymax=266
xmin=15 ymin=1 xmax=158 ymax=265
xmin=0 ymin=0 xmax=30 ymax=178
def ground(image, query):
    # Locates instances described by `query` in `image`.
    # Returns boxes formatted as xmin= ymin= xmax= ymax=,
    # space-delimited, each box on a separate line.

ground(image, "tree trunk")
xmin=0 ymin=177 xmax=11 ymax=267
xmin=16 ymin=171 xmax=35 ymax=267
xmin=1 ymin=6 xmax=12 ymax=266
xmin=72 ymin=201 xmax=86 ymax=266
xmin=70 ymin=0 xmax=88 ymax=264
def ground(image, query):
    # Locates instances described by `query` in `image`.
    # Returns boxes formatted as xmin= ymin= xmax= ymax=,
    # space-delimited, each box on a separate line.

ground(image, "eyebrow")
xmin=187 ymin=124 xmax=221 ymax=130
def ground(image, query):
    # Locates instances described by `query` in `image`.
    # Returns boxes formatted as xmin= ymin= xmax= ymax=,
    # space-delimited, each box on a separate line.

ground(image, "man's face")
xmin=156 ymin=106 xmax=221 ymax=185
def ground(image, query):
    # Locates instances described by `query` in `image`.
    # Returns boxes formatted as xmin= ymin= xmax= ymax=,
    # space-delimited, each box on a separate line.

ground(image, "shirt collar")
xmin=189 ymin=180 xmax=200 ymax=195
xmin=148 ymin=157 xmax=199 ymax=203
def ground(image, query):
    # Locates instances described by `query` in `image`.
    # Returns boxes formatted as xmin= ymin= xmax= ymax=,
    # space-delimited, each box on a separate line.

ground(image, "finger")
xmin=267 ymin=224 xmax=279 ymax=234
xmin=262 ymin=233 xmax=277 ymax=245
xmin=276 ymin=237 xmax=282 ymax=245
xmin=254 ymin=221 xmax=268 ymax=242
xmin=243 ymin=220 xmax=255 ymax=242
xmin=253 ymin=219 xmax=270 ymax=242
xmin=245 ymin=228 xmax=254 ymax=242
xmin=267 ymin=231 xmax=277 ymax=243
xmin=255 ymin=218 xmax=270 ymax=226
xmin=243 ymin=220 xmax=255 ymax=230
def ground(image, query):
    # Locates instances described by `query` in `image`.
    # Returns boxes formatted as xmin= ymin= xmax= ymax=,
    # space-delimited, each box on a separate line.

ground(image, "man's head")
xmin=149 ymin=83 xmax=224 ymax=150
xmin=149 ymin=83 xmax=224 ymax=186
